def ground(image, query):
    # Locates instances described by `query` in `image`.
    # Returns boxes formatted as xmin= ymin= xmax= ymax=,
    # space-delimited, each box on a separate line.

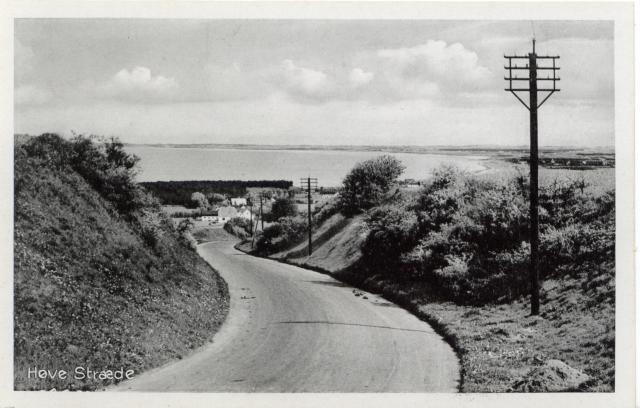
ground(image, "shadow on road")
xmin=305 ymin=280 xmax=349 ymax=287
xmin=274 ymin=320 xmax=430 ymax=334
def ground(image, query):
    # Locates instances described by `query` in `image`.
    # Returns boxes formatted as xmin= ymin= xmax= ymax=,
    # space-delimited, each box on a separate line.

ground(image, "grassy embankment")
xmin=239 ymin=162 xmax=615 ymax=392
xmin=14 ymin=134 xmax=229 ymax=390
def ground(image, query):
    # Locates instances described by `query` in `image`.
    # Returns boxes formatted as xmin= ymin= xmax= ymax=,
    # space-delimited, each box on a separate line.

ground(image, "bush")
xmin=255 ymin=216 xmax=308 ymax=254
xmin=224 ymin=217 xmax=252 ymax=239
xmin=268 ymin=197 xmax=298 ymax=221
xmin=361 ymin=205 xmax=418 ymax=280
xmin=22 ymin=134 xmax=148 ymax=215
xmin=359 ymin=165 xmax=615 ymax=305
xmin=339 ymin=155 xmax=405 ymax=214
xmin=313 ymin=196 xmax=340 ymax=225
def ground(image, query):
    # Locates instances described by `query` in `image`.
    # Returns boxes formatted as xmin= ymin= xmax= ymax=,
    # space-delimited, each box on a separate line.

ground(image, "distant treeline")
xmin=141 ymin=180 xmax=293 ymax=206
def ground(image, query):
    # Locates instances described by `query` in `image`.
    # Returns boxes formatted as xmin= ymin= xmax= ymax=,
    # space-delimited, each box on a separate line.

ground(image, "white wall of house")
xmin=231 ymin=198 xmax=247 ymax=206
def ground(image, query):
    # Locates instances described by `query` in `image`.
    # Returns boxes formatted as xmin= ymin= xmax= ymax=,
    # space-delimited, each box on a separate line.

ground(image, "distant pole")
xmin=260 ymin=195 xmax=264 ymax=230
xmin=249 ymin=199 xmax=254 ymax=248
xmin=307 ymin=178 xmax=312 ymax=255
xmin=504 ymin=38 xmax=560 ymax=316
xmin=300 ymin=177 xmax=317 ymax=256
xmin=249 ymin=200 xmax=253 ymax=235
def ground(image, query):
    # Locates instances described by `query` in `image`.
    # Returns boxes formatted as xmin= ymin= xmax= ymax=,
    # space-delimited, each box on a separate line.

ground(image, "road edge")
xmin=234 ymin=241 xmax=464 ymax=393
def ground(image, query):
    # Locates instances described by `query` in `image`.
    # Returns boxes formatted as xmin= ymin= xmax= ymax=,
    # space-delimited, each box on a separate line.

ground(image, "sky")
xmin=14 ymin=19 xmax=613 ymax=147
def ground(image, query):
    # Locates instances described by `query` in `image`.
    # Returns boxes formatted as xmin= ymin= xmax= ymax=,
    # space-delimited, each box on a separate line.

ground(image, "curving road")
xmin=117 ymin=238 xmax=460 ymax=392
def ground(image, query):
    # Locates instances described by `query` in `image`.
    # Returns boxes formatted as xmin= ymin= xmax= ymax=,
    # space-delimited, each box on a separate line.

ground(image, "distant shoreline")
xmin=124 ymin=143 xmax=614 ymax=158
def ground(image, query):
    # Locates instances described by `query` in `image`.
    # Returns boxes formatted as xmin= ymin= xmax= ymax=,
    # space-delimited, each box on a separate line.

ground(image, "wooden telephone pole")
xmin=300 ymin=177 xmax=318 ymax=256
xmin=504 ymin=39 xmax=560 ymax=316
xmin=259 ymin=194 xmax=264 ymax=230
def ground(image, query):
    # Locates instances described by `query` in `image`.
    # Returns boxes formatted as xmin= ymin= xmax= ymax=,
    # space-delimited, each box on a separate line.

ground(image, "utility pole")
xmin=248 ymin=199 xmax=253 ymax=235
xmin=248 ymin=196 xmax=255 ymax=248
xmin=300 ymin=177 xmax=318 ymax=256
xmin=259 ymin=194 xmax=264 ymax=230
xmin=504 ymin=39 xmax=560 ymax=316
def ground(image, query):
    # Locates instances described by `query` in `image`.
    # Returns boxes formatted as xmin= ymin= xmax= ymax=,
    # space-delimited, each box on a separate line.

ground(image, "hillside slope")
xmin=14 ymin=135 xmax=229 ymax=390
xmin=245 ymin=184 xmax=614 ymax=392
xmin=271 ymin=213 xmax=367 ymax=273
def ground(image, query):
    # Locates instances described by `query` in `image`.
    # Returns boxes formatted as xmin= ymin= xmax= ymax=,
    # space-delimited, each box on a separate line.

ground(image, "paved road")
xmin=117 ymin=239 xmax=460 ymax=392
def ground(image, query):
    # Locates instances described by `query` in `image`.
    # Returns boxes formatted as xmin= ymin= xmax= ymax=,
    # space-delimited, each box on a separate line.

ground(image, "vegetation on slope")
xmin=14 ymin=134 xmax=229 ymax=390
xmin=244 ymin=155 xmax=615 ymax=392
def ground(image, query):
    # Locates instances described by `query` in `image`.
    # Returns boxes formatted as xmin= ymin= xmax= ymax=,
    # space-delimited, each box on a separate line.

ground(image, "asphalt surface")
xmin=117 ymin=239 xmax=460 ymax=392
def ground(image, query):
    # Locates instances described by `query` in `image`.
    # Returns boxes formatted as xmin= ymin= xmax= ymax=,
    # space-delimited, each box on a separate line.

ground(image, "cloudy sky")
xmin=15 ymin=19 xmax=613 ymax=146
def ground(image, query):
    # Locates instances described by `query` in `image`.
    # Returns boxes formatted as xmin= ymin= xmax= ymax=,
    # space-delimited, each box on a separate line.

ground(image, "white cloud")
xmin=279 ymin=59 xmax=334 ymax=100
xmin=15 ymin=84 xmax=52 ymax=106
xmin=349 ymin=68 xmax=374 ymax=88
xmin=95 ymin=66 xmax=179 ymax=102
xmin=376 ymin=40 xmax=492 ymax=96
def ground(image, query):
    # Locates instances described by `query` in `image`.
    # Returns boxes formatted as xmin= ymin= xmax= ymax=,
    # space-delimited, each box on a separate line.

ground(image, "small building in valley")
xmin=231 ymin=197 xmax=247 ymax=206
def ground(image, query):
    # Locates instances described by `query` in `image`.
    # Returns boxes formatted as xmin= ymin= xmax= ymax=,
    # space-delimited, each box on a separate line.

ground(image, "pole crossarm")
xmin=505 ymin=88 xmax=561 ymax=92
xmin=504 ymin=77 xmax=560 ymax=81
xmin=505 ymin=66 xmax=560 ymax=70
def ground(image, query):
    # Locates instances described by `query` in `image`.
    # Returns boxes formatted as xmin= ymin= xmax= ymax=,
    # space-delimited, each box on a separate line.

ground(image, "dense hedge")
xmin=360 ymin=166 xmax=614 ymax=305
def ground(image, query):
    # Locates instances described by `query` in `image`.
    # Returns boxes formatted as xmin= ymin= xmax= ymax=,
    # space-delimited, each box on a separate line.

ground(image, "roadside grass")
xmin=415 ymin=272 xmax=614 ymax=392
xmin=332 ymin=261 xmax=615 ymax=392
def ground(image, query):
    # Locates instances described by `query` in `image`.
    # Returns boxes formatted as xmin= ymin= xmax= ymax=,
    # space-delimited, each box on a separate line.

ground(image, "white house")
xmin=231 ymin=197 xmax=247 ymax=206
xmin=200 ymin=215 xmax=218 ymax=222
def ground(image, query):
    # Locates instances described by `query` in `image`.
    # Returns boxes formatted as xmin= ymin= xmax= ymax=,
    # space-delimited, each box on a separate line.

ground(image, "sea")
xmin=125 ymin=145 xmax=488 ymax=187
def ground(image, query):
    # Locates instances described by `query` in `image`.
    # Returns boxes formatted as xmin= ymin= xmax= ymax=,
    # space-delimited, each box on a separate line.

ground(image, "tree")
xmin=207 ymin=193 xmax=227 ymax=206
xmin=191 ymin=192 xmax=209 ymax=209
xmin=177 ymin=218 xmax=194 ymax=234
xmin=339 ymin=155 xmax=405 ymax=214
xmin=270 ymin=197 xmax=297 ymax=220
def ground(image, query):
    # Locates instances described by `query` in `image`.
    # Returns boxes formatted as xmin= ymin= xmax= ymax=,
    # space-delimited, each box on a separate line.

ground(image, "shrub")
xmin=140 ymin=224 xmax=159 ymax=248
xmin=224 ymin=217 xmax=252 ymax=239
xmin=313 ymin=196 xmax=340 ymax=225
xmin=339 ymin=155 xmax=405 ymax=214
xmin=361 ymin=205 xmax=418 ymax=280
xmin=268 ymin=197 xmax=298 ymax=221
xmin=191 ymin=192 xmax=209 ymax=209
xmin=359 ymin=165 xmax=615 ymax=305
xmin=23 ymin=134 xmax=147 ymax=215
xmin=256 ymin=216 xmax=308 ymax=254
